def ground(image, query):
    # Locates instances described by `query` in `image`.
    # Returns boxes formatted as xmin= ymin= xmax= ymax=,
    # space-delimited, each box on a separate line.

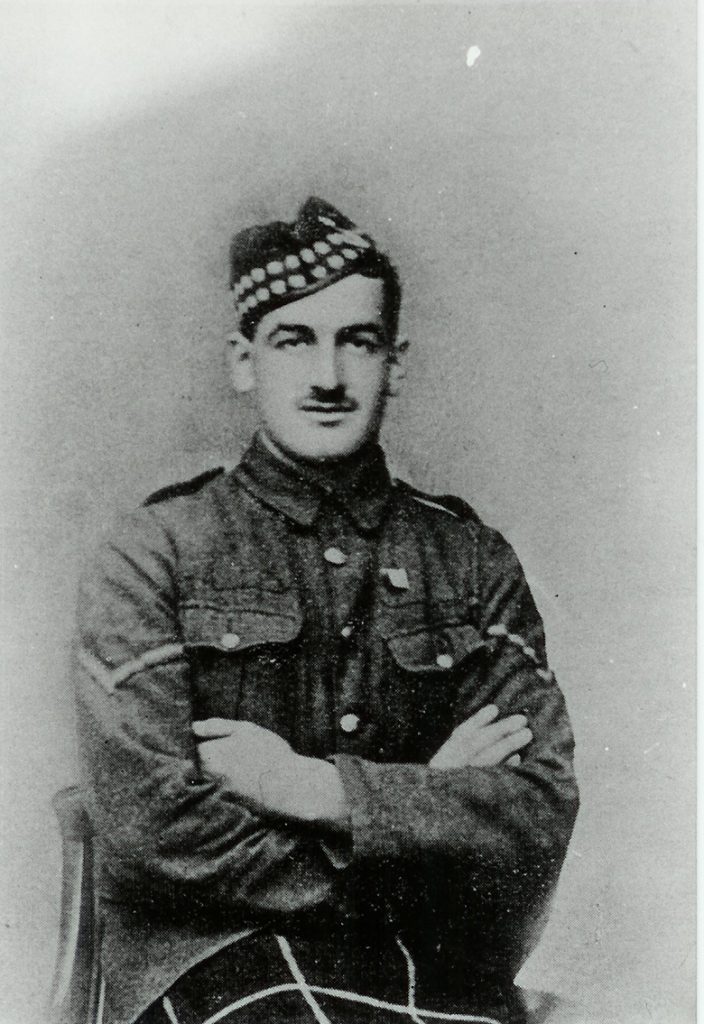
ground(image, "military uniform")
xmin=74 ymin=433 xmax=578 ymax=1024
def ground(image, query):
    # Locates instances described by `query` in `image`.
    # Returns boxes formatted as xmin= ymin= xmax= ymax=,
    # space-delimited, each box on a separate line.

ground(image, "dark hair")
xmin=239 ymin=252 xmax=402 ymax=343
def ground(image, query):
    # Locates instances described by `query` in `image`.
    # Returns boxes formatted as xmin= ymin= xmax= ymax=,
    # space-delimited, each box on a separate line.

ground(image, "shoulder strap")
xmin=143 ymin=467 xmax=224 ymax=506
xmin=394 ymin=479 xmax=481 ymax=525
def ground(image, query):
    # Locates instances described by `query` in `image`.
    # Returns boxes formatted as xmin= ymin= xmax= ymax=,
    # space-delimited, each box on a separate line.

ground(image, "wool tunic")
xmin=73 ymin=435 xmax=578 ymax=1024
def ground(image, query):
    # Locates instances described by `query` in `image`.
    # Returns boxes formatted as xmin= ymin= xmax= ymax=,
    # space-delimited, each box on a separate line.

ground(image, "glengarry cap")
xmin=229 ymin=197 xmax=395 ymax=332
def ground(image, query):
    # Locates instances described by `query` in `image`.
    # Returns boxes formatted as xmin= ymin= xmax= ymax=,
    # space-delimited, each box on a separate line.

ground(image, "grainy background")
xmin=0 ymin=3 xmax=695 ymax=1022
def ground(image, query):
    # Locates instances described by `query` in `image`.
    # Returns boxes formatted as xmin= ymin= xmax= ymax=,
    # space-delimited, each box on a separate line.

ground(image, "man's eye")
xmin=346 ymin=334 xmax=383 ymax=352
xmin=275 ymin=334 xmax=307 ymax=349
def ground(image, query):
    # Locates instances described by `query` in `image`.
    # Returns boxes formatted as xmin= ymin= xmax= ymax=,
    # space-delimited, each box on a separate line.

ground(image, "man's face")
xmin=244 ymin=274 xmax=397 ymax=463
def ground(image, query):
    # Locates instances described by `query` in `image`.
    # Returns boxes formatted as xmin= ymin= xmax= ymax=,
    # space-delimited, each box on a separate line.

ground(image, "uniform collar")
xmin=233 ymin=431 xmax=393 ymax=531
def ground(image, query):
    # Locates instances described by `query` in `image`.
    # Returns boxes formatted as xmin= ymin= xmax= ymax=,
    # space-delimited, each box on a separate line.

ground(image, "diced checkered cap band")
xmin=232 ymin=216 xmax=374 ymax=320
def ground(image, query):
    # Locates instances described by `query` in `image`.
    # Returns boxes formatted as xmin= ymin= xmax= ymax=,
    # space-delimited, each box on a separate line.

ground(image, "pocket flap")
xmin=181 ymin=604 xmax=301 ymax=653
xmin=386 ymin=621 xmax=485 ymax=673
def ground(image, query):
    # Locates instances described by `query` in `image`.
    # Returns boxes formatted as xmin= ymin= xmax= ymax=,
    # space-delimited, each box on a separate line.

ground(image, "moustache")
xmin=298 ymin=397 xmax=358 ymax=412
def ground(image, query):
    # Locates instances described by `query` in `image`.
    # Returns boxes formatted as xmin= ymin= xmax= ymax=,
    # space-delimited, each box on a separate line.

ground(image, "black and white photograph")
xmin=0 ymin=4 xmax=695 ymax=1024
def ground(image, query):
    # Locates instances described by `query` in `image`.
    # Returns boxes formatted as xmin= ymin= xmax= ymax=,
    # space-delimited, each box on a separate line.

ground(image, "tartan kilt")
xmin=136 ymin=929 xmax=526 ymax=1024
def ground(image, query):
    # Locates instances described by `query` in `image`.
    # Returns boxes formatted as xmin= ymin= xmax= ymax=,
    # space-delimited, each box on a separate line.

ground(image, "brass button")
xmin=436 ymin=653 xmax=454 ymax=669
xmin=221 ymin=633 xmax=241 ymax=650
xmin=339 ymin=713 xmax=360 ymax=734
xmin=324 ymin=547 xmax=348 ymax=566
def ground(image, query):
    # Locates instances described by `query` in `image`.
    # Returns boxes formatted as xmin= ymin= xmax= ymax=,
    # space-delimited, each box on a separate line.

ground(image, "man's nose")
xmin=310 ymin=338 xmax=344 ymax=391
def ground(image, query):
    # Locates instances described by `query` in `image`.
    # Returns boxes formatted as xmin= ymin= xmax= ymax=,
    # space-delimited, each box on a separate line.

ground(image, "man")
xmin=74 ymin=197 xmax=578 ymax=1024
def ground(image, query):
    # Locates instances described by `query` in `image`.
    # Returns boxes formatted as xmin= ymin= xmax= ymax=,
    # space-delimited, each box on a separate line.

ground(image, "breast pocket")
xmin=385 ymin=620 xmax=485 ymax=675
xmin=181 ymin=596 xmax=303 ymax=727
xmin=375 ymin=615 xmax=486 ymax=761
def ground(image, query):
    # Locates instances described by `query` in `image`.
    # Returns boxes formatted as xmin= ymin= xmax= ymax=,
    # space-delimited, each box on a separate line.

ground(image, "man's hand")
xmin=429 ymin=705 xmax=532 ymax=769
xmin=193 ymin=719 xmax=349 ymax=830
xmin=193 ymin=719 xmax=298 ymax=814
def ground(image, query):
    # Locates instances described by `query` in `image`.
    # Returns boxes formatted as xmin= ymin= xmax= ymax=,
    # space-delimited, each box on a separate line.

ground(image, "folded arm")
xmin=193 ymin=704 xmax=533 ymax=828
xmin=74 ymin=510 xmax=343 ymax=917
xmin=195 ymin=527 xmax=577 ymax=879
xmin=330 ymin=527 xmax=578 ymax=873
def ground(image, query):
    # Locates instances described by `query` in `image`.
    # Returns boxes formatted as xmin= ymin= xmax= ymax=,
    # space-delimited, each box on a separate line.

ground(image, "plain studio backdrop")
xmin=0 ymin=3 xmax=695 ymax=1023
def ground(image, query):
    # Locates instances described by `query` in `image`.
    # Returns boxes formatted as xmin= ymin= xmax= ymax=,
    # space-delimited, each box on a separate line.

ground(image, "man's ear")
xmin=226 ymin=331 xmax=255 ymax=394
xmin=386 ymin=336 xmax=409 ymax=397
